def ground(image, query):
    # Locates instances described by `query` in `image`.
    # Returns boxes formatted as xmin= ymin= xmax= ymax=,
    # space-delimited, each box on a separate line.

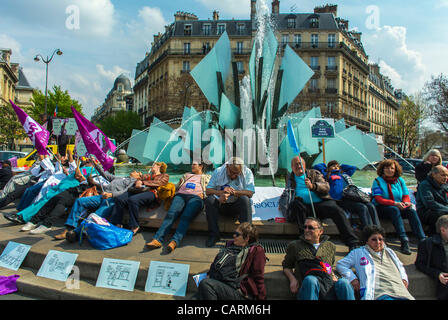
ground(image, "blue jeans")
xmin=17 ymin=181 xmax=44 ymax=212
xmin=65 ymin=195 xmax=115 ymax=229
xmin=377 ymin=295 xmax=409 ymax=300
xmin=297 ymin=276 xmax=355 ymax=300
xmin=339 ymin=200 xmax=381 ymax=229
xmin=376 ymin=205 xmax=426 ymax=242
xmin=153 ymin=193 xmax=204 ymax=245
xmin=109 ymin=191 xmax=156 ymax=229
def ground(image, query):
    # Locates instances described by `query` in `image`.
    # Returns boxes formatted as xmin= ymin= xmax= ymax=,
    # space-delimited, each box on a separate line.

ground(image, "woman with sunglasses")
xmin=336 ymin=225 xmax=414 ymax=300
xmin=197 ymin=222 xmax=267 ymax=300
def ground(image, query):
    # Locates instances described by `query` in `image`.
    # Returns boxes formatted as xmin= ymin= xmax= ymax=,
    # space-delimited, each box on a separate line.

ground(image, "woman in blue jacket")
xmin=314 ymin=160 xmax=380 ymax=230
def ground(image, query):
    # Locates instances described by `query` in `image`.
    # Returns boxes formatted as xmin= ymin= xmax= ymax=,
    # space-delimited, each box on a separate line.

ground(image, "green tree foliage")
xmin=0 ymin=103 xmax=28 ymax=150
xmin=30 ymin=85 xmax=83 ymax=122
xmin=423 ymin=74 xmax=448 ymax=133
xmin=97 ymin=110 xmax=143 ymax=145
xmin=391 ymin=93 xmax=427 ymax=157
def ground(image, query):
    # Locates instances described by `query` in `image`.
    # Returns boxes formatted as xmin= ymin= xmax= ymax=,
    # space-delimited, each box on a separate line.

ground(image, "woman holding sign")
xmin=146 ymin=161 xmax=210 ymax=253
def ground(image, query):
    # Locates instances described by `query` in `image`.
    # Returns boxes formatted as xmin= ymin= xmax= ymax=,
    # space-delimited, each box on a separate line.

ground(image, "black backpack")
xmin=208 ymin=245 xmax=251 ymax=289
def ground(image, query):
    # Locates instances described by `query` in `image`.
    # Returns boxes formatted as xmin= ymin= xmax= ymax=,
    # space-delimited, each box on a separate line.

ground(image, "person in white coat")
xmin=336 ymin=225 xmax=414 ymax=300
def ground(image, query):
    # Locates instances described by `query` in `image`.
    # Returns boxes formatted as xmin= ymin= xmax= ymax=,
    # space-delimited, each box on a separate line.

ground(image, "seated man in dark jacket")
xmin=415 ymin=215 xmax=448 ymax=300
xmin=416 ymin=165 xmax=448 ymax=235
xmin=282 ymin=217 xmax=355 ymax=300
xmin=0 ymin=160 xmax=13 ymax=190
xmin=279 ymin=156 xmax=359 ymax=251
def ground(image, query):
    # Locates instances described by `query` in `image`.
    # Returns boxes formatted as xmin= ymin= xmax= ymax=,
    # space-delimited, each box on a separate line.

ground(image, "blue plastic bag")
xmin=79 ymin=218 xmax=133 ymax=250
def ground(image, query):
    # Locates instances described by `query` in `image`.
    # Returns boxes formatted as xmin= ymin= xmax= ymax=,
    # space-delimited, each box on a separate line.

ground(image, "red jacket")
xmin=227 ymin=240 xmax=267 ymax=300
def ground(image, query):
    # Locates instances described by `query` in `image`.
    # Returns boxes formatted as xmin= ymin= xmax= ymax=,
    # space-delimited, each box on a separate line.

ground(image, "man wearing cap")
xmin=204 ymin=157 xmax=255 ymax=247
xmin=0 ymin=160 xmax=13 ymax=190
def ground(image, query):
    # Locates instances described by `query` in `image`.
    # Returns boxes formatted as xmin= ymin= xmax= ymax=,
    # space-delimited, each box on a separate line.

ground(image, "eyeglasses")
xmin=304 ymin=225 xmax=318 ymax=230
xmin=233 ymin=231 xmax=242 ymax=237
xmin=369 ymin=237 xmax=384 ymax=242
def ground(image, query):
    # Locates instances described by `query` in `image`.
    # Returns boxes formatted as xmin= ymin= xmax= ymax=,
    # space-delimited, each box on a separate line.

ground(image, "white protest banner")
xmin=251 ymin=187 xmax=284 ymax=221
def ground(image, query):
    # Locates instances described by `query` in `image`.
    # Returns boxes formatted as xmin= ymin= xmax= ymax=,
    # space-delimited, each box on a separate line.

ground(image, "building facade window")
xmin=287 ymin=18 xmax=296 ymax=28
xmin=237 ymin=41 xmax=244 ymax=54
xmin=182 ymin=61 xmax=190 ymax=72
xmin=310 ymin=78 xmax=318 ymax=89
xmin=217 ymin=23 xmax=226 ymax=35
xmin=328 ymin=34 xmax=336 ymax=48
xmin=294 ymin=34 xmax=301 ymax=48
xmin=237 ymin=23 xmax=245 ymax=35
xmin=282 ymin=34 xmax=289 ymax=45
xmin=184 ymin=24 xmax=192 ymax=36
xmin=203 ymin=24 xmax=211 ymax=35
xmin=311 ymin=34 xmax=319 ymax=47
xmin=184 ymin=42 xmax=191 ymax=54
xmin=310 ymin=56 xmax=319 ymax=70
xmin=236 ymin=61 xmax=244 ymax=73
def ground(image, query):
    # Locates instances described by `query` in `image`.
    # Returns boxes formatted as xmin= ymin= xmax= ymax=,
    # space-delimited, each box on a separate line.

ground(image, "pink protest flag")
xmin=71 ymin=106 xmax=116 ymax=154
xmin=8 ymin=156 xmax=18 ymax=167
xmin=71 ymin=106 xmax=115 ymax=170
xmin=9 ymin=100 xmax=49 ymax=156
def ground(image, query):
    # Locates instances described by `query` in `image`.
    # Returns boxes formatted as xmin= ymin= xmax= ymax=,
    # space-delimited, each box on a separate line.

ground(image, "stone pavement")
xmin=0 ymin=200 xmax=437 ymax=300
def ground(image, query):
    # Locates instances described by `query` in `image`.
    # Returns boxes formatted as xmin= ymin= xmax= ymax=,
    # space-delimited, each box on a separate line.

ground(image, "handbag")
xmin=79 ymin=186 xmax=99 ymax=198
xmin=79 ymin=214 xmax=133 ymax=250
xmin=342 ymin=184 xmax=372 ymax=203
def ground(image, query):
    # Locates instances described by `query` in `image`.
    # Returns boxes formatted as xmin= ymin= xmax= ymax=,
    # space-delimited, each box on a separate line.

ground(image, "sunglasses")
xmin=233 ymin=231 xmax=242 ymax=237
xmin=304 ymin=225 xmax=318 ymax=230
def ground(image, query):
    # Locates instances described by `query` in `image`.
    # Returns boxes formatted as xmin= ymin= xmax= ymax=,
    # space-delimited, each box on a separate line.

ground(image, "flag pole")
xmin=287 ymin=120 xmax=316 ymax=218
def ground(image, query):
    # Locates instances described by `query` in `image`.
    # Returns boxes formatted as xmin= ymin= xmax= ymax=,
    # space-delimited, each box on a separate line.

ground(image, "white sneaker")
xmin=30 ymin=225 xmax=51 ymax=234
xmin=21 ymin=222 xmax=37 ymax=232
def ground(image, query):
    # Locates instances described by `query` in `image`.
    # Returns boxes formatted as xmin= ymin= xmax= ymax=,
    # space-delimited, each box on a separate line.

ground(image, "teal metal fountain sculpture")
xmin=126 ymin=3 xmax=381 ymax=183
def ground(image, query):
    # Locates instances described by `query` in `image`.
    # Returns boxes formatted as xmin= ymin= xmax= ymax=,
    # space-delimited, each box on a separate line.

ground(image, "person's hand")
xmin=219 ymin=192 xmax=230 ymax=204
xmin=439 ymin=273 xmax=448 ymax=285
xmin=135 ymin=180 xmax=143 ymax=188
xmin=289 ymin=278 xmax=299 ymax=294
xmin=304 ymin=178 xmax=313 ymax=190
xmin=351 ymin=279 xmax=360 ymax=292
xmin=402 ymin=279 xmax=408 ymax=288
xmin=403 ymin=202 xmax=412 ymax=208
xmin=223 ymin=186 xmax=235 ymax=195
xmin=395 ymin=202 xmax=407 ymax=210
xmin=102 ymin=192 xmax=113 ymax=199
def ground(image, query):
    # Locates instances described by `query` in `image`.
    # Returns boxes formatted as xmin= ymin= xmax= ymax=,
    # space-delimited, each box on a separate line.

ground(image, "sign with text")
xmin=37 ymin=250 xmax=78 ymax=282
xmin=0 ymin=241 xmax=31 ymax=271
xmin=52 ymin=119 xmax=62 ymax=136
xmin=310 ymin=118 xmax=335 ymax=139
xmin=65 ymin=118 xmax=78 ymax=136
xmin=96 ymin=258 xmax=140 ymax=292
xmin=145 ymin=261 xmax=190 ymax=297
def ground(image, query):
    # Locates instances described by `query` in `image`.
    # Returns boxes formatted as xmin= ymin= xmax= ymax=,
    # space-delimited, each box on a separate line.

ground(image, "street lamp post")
xmin=34 ymin=49 xmax=63 ymax=117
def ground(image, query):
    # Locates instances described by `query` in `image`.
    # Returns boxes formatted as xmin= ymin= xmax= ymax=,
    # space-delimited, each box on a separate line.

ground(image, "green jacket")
xmin=282 ymin=235 xmax=336 ymax=284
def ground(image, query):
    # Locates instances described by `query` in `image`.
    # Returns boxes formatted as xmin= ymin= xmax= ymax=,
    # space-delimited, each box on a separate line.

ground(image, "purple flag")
xmin=10 ymin=100 xmax=49 ymax=156
xmin=0 ymin=274 xmax=20 ymax=295
xmin=71 ymin=106 xmax=115 ymax=170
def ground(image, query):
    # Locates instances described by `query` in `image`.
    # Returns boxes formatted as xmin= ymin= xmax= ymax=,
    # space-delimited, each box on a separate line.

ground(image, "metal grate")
xmin=258 ymin=240 xmax=289 ymax=254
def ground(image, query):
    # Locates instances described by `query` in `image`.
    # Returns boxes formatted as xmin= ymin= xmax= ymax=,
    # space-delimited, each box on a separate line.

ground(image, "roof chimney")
xmin=272 ymin=0 xmax=280 ymax=15
xmin=314 ymin=4 xmax=338 ymax=16
xmin=213 ymin=10 xmax=219 ymax=21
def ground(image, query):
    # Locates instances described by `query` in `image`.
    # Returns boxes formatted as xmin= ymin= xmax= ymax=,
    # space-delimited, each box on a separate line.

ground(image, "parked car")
xmin=393 ymin=158 xmax=422 ymax=173
xmin=16 ymin=144 xmax=75 ymax=167
xmin=0 ymin=151 xmax=27 ymax=162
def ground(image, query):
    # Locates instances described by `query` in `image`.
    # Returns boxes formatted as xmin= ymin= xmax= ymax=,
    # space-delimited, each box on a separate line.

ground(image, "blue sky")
xmin=1 ymin=0 xmax=447 ymax=120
